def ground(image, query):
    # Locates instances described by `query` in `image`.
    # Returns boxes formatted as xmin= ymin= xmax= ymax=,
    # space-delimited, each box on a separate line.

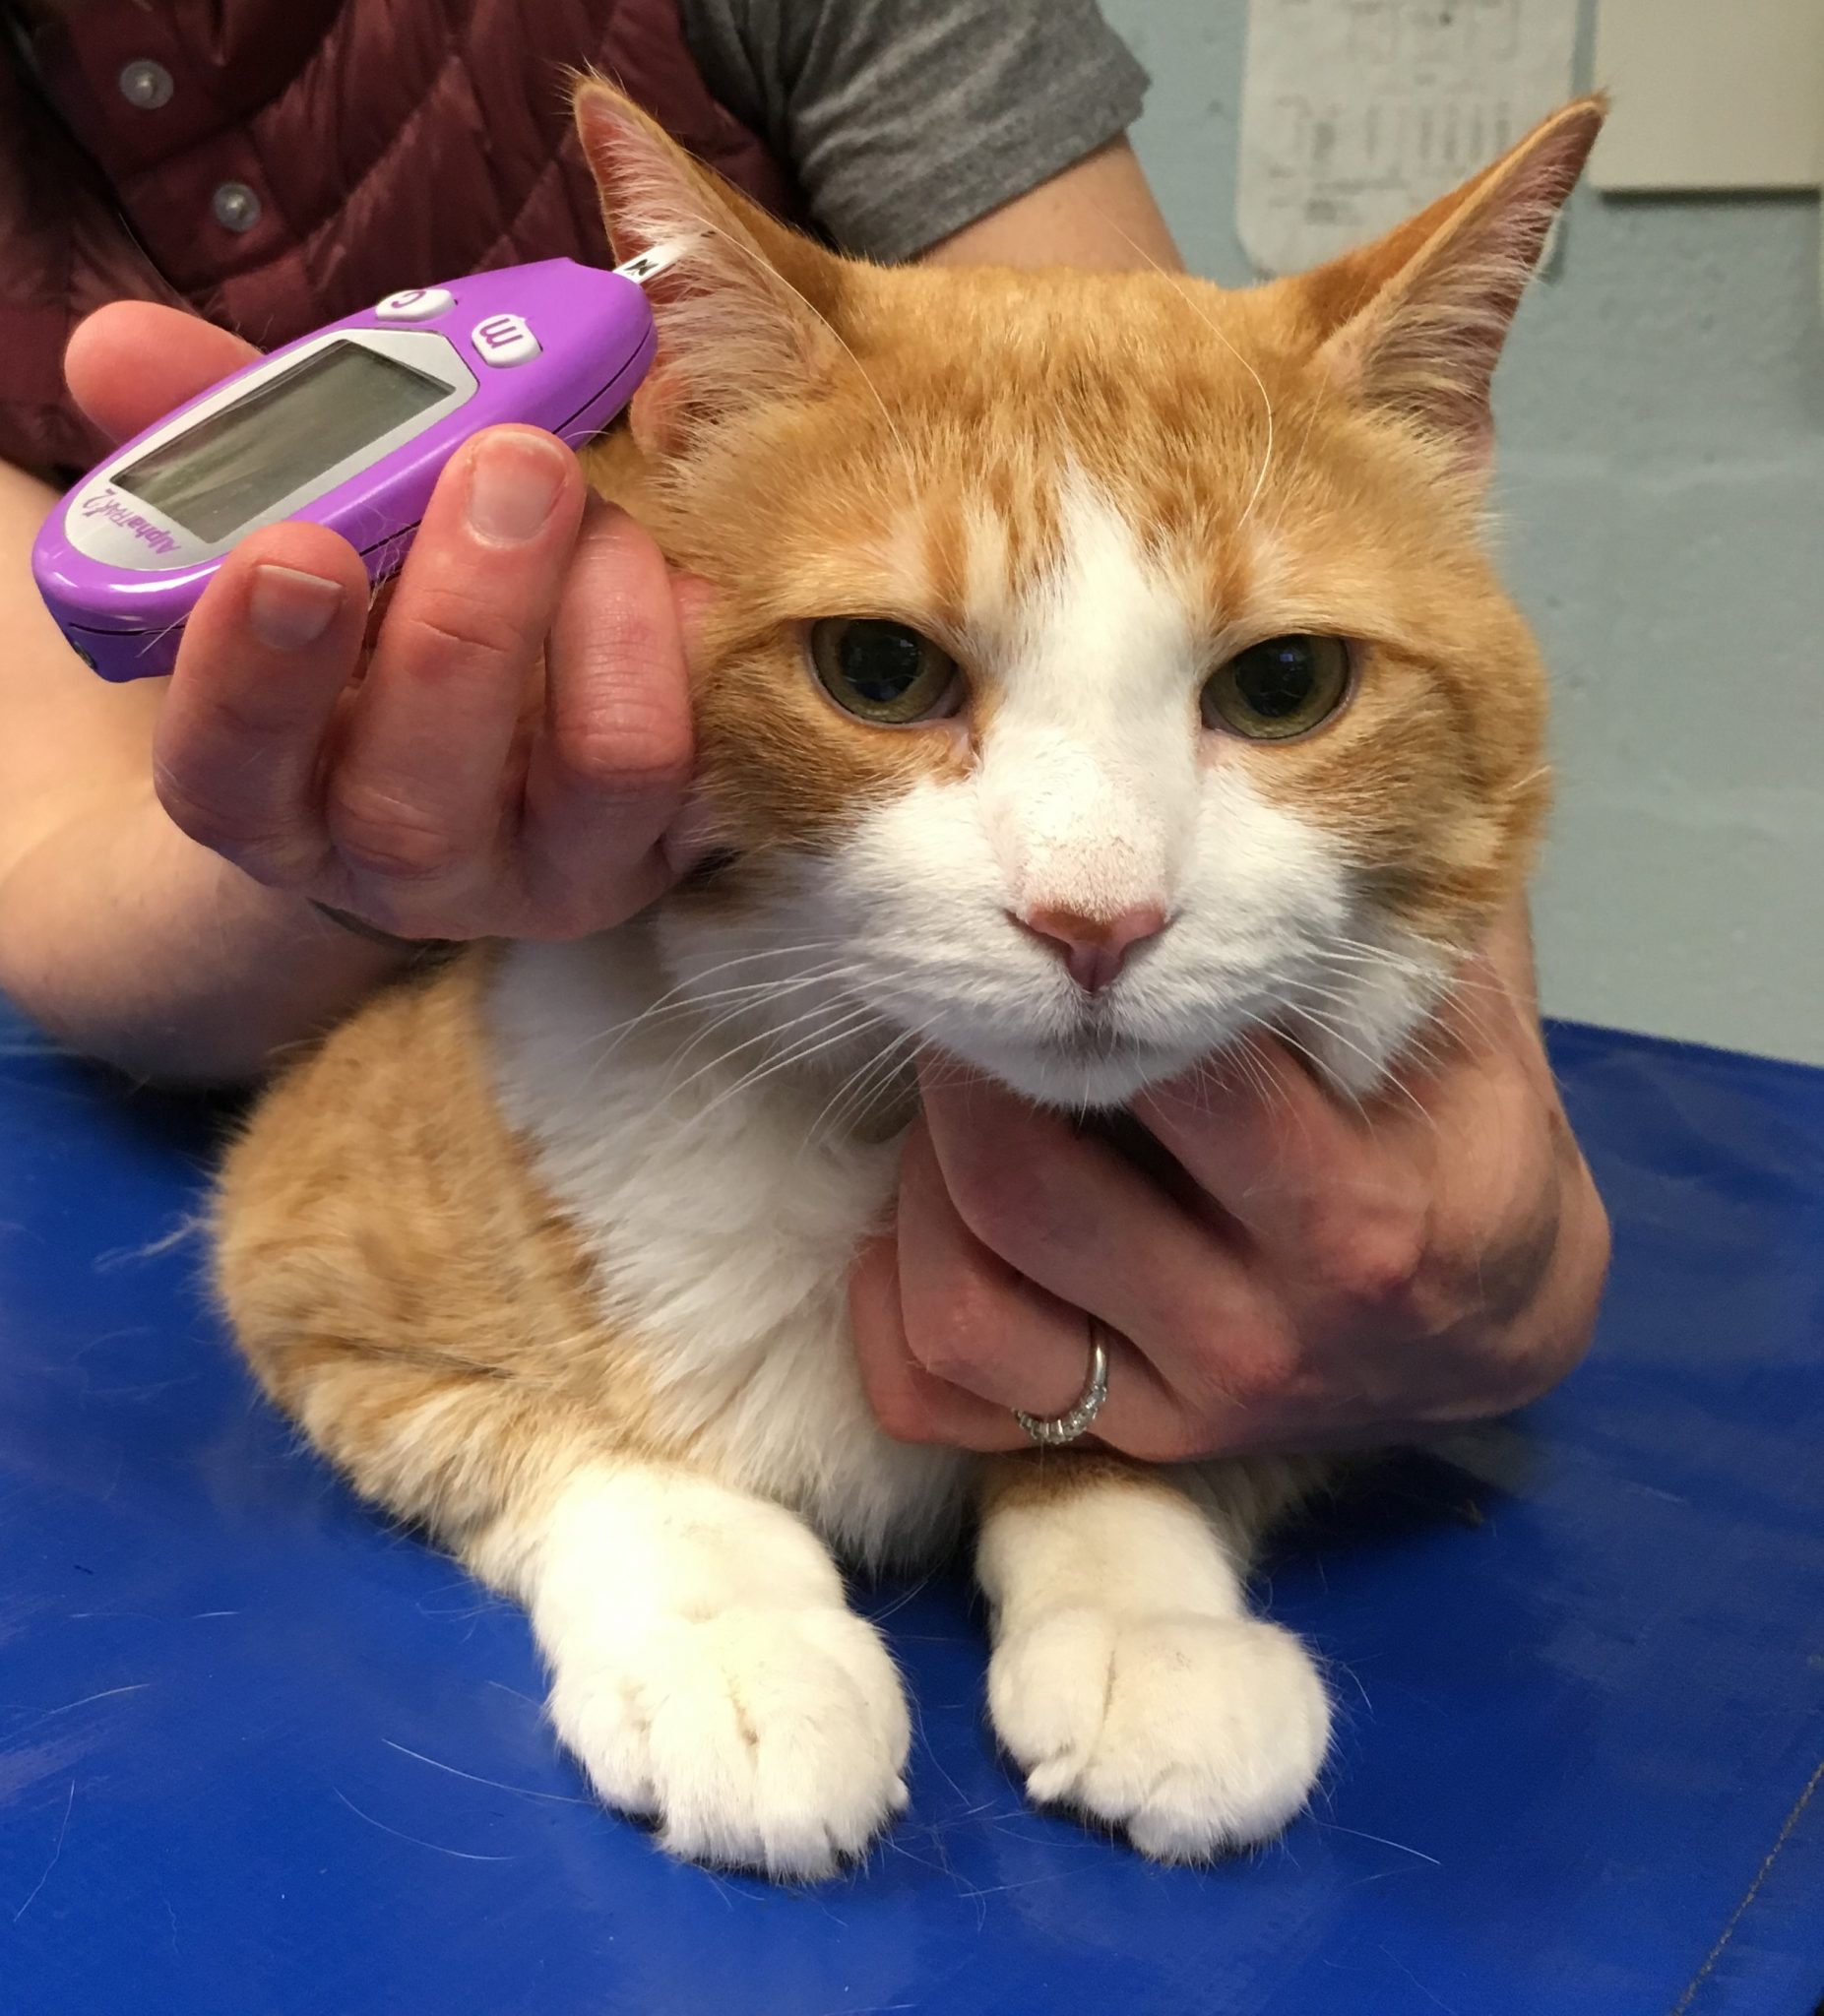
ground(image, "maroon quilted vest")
xmin=0 ymin=0 xmax=799 ymax=472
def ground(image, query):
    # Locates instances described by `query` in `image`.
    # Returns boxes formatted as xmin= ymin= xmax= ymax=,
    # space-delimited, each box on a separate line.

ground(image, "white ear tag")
xmin=613 ymin=240 xmax=691 ymax=286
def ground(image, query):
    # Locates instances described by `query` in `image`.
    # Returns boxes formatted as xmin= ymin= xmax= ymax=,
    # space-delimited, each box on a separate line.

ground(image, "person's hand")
xmin=63 ymin=302 xmax=695 ymax=942
xmin=849 ymin=908 xmax=1610 ymax=1460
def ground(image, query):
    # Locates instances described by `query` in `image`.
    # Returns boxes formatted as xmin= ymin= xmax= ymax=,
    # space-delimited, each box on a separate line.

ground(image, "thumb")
xmin=65 ymin=301 xmax=259 ymax=445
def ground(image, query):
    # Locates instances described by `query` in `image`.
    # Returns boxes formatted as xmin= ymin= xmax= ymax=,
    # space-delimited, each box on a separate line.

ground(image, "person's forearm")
xmin=0 ymin=783 xmax=407 ymax=1084
xmin=920 ymin=139 xmax=1181 ymax=273
xmin=0 ymin=458 xmax=406 ymax=1082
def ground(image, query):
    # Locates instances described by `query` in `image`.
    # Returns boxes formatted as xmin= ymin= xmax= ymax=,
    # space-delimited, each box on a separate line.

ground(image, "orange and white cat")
xmin=215 ymin=83 xmax=1603 ymax=1879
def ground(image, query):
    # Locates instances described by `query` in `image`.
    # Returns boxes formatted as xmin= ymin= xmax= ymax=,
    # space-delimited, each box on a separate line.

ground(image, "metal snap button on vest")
xmin=117 ymin=59 xmax=174 ymax=109
xmin=212 ymin=181 xmax=262 ymax=233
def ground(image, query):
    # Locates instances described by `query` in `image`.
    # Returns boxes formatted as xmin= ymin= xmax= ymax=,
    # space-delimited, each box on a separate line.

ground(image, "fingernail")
xmin=466 ymin=433 xmax=567 ymax=543
xmin=248 ymin=564 xmax=345 ymax=650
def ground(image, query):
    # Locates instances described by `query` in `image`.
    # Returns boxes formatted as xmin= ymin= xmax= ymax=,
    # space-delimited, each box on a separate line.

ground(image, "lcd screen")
xmin=114 ymin=342 xmax=452 ymax=542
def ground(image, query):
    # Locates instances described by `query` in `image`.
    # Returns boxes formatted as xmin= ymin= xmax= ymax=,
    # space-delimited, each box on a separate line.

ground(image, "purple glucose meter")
xmin=31 ymin=254 xmax=670 ymax=681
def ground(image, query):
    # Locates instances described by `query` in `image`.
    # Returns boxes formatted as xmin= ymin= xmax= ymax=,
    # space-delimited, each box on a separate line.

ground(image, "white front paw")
xmin=989 ymin=1607 xmax=1330 ymax=1861
xmin=548 ymin=1604 xmax=910 ymax=1880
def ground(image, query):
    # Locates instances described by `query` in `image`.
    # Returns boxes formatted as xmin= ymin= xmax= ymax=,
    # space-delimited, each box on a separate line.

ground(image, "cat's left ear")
xmin=1298 ymin=95 xmax=1605 ymax=475
xmin=572 ymin=79 xmax=848 ymax=457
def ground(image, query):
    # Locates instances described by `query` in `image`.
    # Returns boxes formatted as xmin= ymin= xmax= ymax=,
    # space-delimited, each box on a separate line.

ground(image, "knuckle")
xmin=906 ymin=1282 xmax=998 ymax=1388
xmin=952 ymin=1149 xmax=1068 ymax=1264
xmin=327 ymin=783 xmax=469 ymax=884
xmin=1211 ymin=1341 xmax=1300 ymax=1414
xmin=552 ymin=700 xmax=692 ymax=804
xmin=401 ymin=585 xmax=528 ymax=669
xmin=154 ymin=767 xmax=301 ymax=875
xmin=192 ymin=680 xmax=306 ymax=752
xmin=152 ymin=770 xmax=242 ymax=853
xmin=1316 ymin=1205 xmax=1433 ymax=1313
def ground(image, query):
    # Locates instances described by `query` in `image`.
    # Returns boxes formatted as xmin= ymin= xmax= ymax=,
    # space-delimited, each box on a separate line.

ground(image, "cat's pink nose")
xmin=1015 ymin=903 xmax=1168 ymax=993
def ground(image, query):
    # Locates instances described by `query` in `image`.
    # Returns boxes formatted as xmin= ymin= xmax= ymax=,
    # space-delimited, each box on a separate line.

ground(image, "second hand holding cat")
xmin=850 ymin=910 xmax=1612 ymax=1461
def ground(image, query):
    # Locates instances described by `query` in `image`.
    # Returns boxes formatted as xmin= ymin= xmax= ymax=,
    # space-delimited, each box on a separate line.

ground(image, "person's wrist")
xmin=150 ymin=809 xmax=420 ymax=986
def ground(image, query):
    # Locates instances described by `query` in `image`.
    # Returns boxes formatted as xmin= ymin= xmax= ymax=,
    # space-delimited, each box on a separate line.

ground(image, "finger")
xmin=849 ymin=1174 xmax=1218 ymax=1463
xmin=920 ymin=1067 xmax=1291 ymax=1418
xmin=891 ymin=1121 xmax=1187 ymax=1447
xmin=1392 ymin=950 xmax=1572 ymax=1278
xmin=326 ymin=428 xmax=585 ymax=910
xmin=849 ymin=1229 xmax=1026 ymax=1453
xmin=66 ymin=302 xmax=258 ymax=443
xmin=520 ymin=500 xmax=696 ymax=932
xmin=1135 ymin=1047 xmax=1432 ymax=1297
xmin=152 ymin=523 xmax=371 ymax=885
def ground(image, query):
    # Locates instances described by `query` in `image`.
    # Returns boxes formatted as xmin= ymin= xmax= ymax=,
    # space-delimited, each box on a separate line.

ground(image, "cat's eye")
xmin=1201 ymin=635 xmax=1352 ymax=741
xmin=808 ymin=618 xmax=963 ymax=726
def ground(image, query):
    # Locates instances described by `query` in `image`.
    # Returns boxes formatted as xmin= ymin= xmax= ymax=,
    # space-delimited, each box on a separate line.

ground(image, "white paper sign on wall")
xmin=1236 ymin=0 xmax=1581 ymax=277
xmin=1592 ymin=0 xmax=1822 ymax=193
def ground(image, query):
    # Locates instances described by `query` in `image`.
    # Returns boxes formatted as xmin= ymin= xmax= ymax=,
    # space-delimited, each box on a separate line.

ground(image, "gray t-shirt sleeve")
xmin=676 ymin=0 xmax=1149 ymax=262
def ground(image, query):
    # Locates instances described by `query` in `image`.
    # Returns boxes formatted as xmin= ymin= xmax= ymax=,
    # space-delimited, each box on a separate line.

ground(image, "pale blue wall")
xmin=1102 ymin=0 xmax=1824 ymax=1064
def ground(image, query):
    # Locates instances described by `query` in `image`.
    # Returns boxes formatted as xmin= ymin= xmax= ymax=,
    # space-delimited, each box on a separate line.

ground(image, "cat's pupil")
xmin=840 ymin=621 xmax=925 ymax=704
xmin=1234 ymin=641 xmax=1316 ymax=719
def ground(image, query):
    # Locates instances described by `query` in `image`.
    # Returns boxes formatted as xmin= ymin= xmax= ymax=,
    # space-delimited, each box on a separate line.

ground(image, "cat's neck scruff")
xmin=575 ymin=90 xmax=1578 ymax=1122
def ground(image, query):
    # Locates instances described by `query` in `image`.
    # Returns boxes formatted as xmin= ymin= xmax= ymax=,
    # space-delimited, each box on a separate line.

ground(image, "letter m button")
xmin=471 ymin=313 xmax=540 ymax=367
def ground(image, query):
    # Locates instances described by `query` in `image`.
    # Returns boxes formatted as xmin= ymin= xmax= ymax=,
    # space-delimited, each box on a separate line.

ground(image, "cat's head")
xmin=573 ymin=84 xmax=1602 ymax=1109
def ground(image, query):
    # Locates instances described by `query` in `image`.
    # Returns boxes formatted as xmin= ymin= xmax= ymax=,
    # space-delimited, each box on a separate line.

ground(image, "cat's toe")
xmin=550 ymin=1604 xmax=910 ymax=1880
xmin=989 ymin=1607 xmax=1329 ymax=1860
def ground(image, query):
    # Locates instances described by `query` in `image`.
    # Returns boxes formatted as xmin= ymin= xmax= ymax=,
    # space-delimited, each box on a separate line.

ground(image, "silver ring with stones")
xmin=1013 ymin=1326 xmax=1109 ymax=1447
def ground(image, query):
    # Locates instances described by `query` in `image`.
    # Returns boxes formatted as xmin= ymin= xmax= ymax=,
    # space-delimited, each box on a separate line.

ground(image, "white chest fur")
xmin=483 ymin=933 xmax=973 ymax=1566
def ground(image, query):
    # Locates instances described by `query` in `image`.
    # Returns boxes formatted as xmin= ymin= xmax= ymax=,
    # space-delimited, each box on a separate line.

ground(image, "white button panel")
xmin=375 ymin=286 xmax=454 ymax=323
xmin=471 ymin=313 xmax=541 ymax=367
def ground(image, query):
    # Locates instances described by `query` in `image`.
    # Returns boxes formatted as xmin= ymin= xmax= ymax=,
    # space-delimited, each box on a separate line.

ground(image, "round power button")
xmin=375 ymin=287 xmax=455 ymax=323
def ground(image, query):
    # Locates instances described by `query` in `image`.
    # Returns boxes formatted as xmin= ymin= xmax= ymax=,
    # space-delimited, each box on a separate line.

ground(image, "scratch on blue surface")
xmin=1382 ymin=1943 xmax=1460 ymax=2015
xmin=12 ymin=1779 xmax=75 ymax=1922
xmin=1668 ymin=1755 xmax=1824 ymax=2016
xmin=6 ymin=1681 xmax=150 ymax=1736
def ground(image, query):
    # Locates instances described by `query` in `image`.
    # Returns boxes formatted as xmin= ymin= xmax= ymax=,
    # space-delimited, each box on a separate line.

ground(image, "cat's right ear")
xmin=1290 ymin=95 xmax=1605 ymax=477
xmin=573 ymin=80 xmax=847 ymax=458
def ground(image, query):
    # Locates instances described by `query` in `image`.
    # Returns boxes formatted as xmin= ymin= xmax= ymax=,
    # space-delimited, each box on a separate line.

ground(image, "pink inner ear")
xmin=571 ymin=81 xmax=848 ymax=455
xmin=573 ymin=84 xmax=678 ymax=269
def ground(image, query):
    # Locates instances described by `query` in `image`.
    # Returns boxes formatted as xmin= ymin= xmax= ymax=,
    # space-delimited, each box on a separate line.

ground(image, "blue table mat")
xmin=2 ymin=1007 xmax=1820 ymax=2015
